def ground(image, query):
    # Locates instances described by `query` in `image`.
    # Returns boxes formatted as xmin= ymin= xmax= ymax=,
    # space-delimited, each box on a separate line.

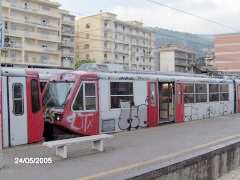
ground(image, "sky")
xmin=55 ymin=0 xmax=240 ymax=35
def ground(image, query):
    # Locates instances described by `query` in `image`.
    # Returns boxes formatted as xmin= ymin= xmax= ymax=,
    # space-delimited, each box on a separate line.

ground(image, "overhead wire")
xmin=147 ymin=0 xmax=240 ymax=33
xmin=2 ymin=2 xmax=239 ymax=63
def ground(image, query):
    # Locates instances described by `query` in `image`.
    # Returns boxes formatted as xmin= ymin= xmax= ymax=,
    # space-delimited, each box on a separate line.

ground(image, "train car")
xmin=0 ymin=67 xmax=44 ymax=147
xmin=42 ymin=65 xmax=235 ymax=136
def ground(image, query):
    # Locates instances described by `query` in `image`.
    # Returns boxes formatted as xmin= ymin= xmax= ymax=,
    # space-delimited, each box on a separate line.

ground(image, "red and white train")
xmin=0 ymin=67 xmax=44 ymax=147
xmin=42 ymin=64 xmax=240 ymax=136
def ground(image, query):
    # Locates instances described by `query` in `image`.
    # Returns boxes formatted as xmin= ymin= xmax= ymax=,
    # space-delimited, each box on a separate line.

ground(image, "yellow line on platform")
xmin=77 ymin=133 xmax=240 ymax=180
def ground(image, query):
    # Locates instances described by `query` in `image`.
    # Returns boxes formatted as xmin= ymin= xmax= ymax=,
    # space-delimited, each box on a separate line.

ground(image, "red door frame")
xmin=26 ymin=70 xmax=44 ymax=143
xmin=147 ymin=81 xmax=159 ymax=127
xmin=175 ymin=82 xmax=184 ymax=123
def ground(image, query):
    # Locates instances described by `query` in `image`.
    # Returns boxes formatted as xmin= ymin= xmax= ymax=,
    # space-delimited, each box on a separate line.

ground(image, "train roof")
xmin=0 ymin=67 xmax=39 ymax=77
xmin=49 ymin=63 xmax=233 ymax=84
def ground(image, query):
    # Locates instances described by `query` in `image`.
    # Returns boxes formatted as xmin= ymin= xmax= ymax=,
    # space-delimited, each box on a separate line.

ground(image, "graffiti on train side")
xmin=184 ymin=102 xmax=232 ymax=121
xmin=118 ymin=101 xmax=148 ymax=131
xmin=66 ymin=112 xmax=94 ymax=132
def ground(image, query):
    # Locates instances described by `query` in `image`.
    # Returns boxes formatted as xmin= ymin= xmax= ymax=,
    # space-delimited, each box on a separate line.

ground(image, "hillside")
xmin=151 ymin=27 xmax=214 ymax=58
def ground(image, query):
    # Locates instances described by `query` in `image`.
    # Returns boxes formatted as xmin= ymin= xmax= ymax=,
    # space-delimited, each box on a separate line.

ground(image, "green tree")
xmin=75 ymin=59 xmax=95 ymax=69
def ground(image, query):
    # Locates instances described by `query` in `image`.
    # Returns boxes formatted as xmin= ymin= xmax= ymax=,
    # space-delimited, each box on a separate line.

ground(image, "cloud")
xmin=109 ymin=0 xmax=240 ymax=34
xmin=57 ymin=0 xmax=240 ymax=34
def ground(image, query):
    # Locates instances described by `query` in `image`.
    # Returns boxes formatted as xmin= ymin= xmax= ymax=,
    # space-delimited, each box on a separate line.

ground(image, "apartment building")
xmin=156 ymin=45 xmax=196 ymax=72
xmin=214 ymin=33 xmax=240 ymax=72
xmin=75 ymin=12 xmax=154 ymax=70
xmin=1 ymin=0 xmax=75 ymax=69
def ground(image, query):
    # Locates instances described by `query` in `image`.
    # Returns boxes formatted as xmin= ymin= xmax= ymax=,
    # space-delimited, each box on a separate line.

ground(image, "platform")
xmin=1 ymin=114 xmax=240 ymax=180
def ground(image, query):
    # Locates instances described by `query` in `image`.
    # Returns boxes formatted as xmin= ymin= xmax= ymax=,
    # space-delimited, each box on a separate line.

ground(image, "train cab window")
xmin=31 ymin=79 xmax=40 ymax=113
xmin=12 ymin=83 xmax=24 ymax=115
xmin=195 ymin=84 xmax=207 ymax=103
xmin=110 ymin=82 xmax=133 ymax=108
xmin=72 ymin=82 xmax=96 ymax=111
xmin=85 ymin=83 xmax=96 ymax=110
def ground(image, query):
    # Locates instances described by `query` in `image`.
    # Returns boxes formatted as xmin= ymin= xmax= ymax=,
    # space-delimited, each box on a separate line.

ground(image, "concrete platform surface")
xmin=1 ymin=114 xmax=240 ymax=180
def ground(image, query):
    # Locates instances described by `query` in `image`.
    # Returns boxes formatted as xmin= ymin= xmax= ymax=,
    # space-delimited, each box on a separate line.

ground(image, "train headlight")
xmin=55 ymin=113 xmax=62 ymax=121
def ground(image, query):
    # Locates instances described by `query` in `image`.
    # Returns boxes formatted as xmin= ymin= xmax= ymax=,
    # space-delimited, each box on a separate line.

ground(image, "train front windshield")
xmin=43 ymin=82 xmax=74 ymax=108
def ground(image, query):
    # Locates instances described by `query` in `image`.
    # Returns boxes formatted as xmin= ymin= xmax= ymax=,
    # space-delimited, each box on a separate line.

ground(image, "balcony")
xmin=3 ymin=0 xmax=61 ymax=19
xmin=25 ymin=46 xmax=60 ymax=54
xmin=1 ymin=55 xmax=23 ymax=65
xmin=60 ymin=41 xmax=74 ymax=47
xmin=5 ymin=29 xmax=60 ymax=42
xmin=25 ymin=58 xmax=60 ymax=66
xmin=61 ymin=52 xmax=74 ymax=57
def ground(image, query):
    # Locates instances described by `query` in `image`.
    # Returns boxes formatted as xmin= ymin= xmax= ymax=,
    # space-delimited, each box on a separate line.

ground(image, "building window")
xmin=42 ymin=6 xmax=50 ymax=11
xmin=42 ymin=19 xmax=49 ymax=25
xmin=41 ymin=55 xmax=49 ymax=63
xmin=86 ymin=34 xmax=89 ymax=39
xmin=10 ymin=0 xmax=17 ymax=7
xmin=86 ymin=23 xmax=91 ymax=28
xmin=110 ymin=82 xmax=133 ymax=108
xmin=24 ymin=16 xmax=29 ymax=23
xmin=84 ymin=44 xmax=89 ymax=49
xmin=86 ymin=54 xmax=89 ymax=59
xmin=24 ymin=2 xmax=29 ymax=9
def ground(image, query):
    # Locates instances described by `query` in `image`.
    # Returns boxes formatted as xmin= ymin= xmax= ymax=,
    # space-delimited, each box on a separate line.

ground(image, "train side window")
xmin=72 ymin=82 xmax=96 ymax=111
xmin=209 ymin=84 xmax=219 ymax=101
xmin=110 ymin=82 xmax=133 ymax=108
xmin=195 ymin=84 xmax=207 ymax=103
xmin=177 ymin=84 xmax=182 ymax=104
xmin=85 ymin=83 xmax=96 ymax=110
xmin=184 ymin=83 xmax=194 ymax=103
xmin=31 ymin=79 xmax=40 ymax=113
xmin=150 ymin=83 xmax=156 ymax=106
xmin=12 ymin=83 xmax=24 ymax=115
xmin=220 ymin=84 xmax=229 ymax=101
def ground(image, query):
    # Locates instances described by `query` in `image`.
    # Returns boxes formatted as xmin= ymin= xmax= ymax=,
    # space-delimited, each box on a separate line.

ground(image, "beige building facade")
xmin=75 ymin=12 xmax=154 ymax=70
xmin=156 ymin=45 xmax=196 ymax=72
xmin=1 ymin=0 xmax=75 ymax=69
xmin=214 ymin=33 xmax=240 ymax=72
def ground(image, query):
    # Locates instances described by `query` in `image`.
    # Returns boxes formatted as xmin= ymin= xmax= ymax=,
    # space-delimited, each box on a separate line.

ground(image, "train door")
xmin=147 ymin=82 xmax=159 ymax=127
xmin=8 ymin=76 xmax=28 ymax=146
xmin=159 ymin=82 xmax=175 ymax=123
xmin=237 ymin=83 xmax=240 ymax=113
xmin=26 ymin=74 xmax=44 ymax=143
xmin=175 ymin=82 xmax=184 ymax=123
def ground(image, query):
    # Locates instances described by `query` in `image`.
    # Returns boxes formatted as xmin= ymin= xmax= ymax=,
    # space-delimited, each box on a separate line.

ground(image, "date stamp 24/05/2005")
xmin=14 ymin=157 xmax=52 ymax=164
